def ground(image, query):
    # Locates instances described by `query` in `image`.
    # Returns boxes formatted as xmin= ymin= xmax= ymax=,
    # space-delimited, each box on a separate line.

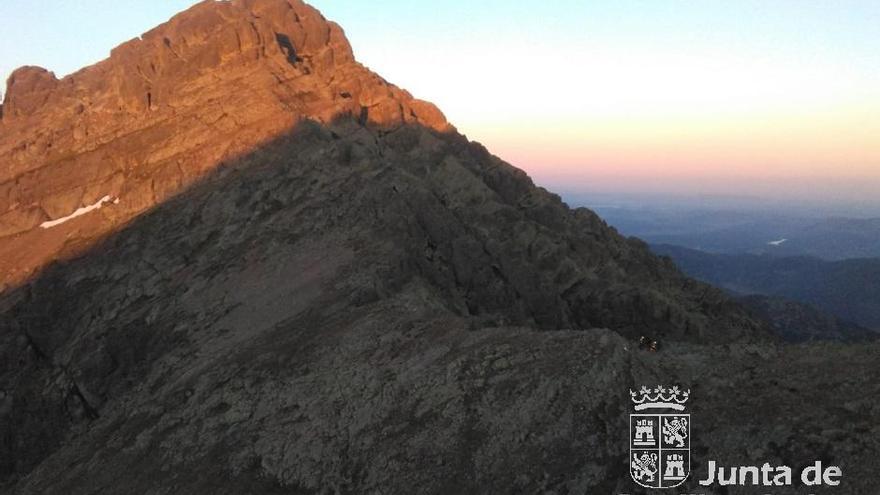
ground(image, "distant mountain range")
xmin=593 ymin=206 xmax=880 ymax=261
xmin=652 ymin=243 xmax=880 ymax=331
xmin=736 ymin=294 xmax=877 ymax=342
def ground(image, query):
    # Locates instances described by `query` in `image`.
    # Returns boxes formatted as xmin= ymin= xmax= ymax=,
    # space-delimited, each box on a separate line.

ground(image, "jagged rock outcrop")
xmin=0 ymin=0 xmax=448 ymax=282
xmin=2 ymin=1 xmax=875 ymax=494
xmin=2 ymin=67 xmax=60 ymax=120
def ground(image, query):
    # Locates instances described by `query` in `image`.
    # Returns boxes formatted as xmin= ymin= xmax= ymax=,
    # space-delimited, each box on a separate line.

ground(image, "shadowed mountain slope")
xmin=3 ymin=1 xmax=878 ymax=493
xmin=3 ymin=120 xmax=879 ymax=494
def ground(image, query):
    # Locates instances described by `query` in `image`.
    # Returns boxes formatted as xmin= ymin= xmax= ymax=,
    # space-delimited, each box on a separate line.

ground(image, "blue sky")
xmin=2 ymin=1 xmax=878 ymax=202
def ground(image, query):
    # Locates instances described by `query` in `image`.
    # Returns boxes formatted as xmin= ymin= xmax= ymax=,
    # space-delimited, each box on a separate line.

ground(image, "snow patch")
xmin=40 ymin=195 xmax=117 ymax=229
xmin=768 ymin=238 xmax=787 ymax=246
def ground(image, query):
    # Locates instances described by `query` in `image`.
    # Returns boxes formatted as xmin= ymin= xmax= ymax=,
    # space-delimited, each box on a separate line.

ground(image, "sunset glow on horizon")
xmin=314 ymin=0 xmax=880 ymax=203
xmin=2 ymin=0 xmax=878 ymax=203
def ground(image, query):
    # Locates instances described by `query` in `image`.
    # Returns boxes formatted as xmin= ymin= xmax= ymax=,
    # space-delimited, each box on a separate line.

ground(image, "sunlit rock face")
xmin=0 ymin=0 xmax=450 ymax=283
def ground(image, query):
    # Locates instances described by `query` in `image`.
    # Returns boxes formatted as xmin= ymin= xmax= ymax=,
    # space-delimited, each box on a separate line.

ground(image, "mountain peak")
xmin=0 ymin=0 xmax=449 ymax=283
xmin=1 ymin=4 xmax=877 ymax=493
xmin=2 ymin=0 xmax=447 ymax=130
xmin=3 ymin=3 xmax=835 ymax=493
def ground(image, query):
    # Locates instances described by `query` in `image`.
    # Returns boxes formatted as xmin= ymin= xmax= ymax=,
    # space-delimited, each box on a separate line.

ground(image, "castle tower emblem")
xmin=629 ymin=385 xmax=691 ymax=489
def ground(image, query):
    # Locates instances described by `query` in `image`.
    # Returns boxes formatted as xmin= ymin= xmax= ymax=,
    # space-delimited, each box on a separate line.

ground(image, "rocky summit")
xmin=1 ymin=1 xmax=877 ymax=494
xmin=0 ymin=0 xmax=449 ymax=288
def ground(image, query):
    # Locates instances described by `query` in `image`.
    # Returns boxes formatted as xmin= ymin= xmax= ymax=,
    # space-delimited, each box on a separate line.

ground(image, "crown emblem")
xmin=630 ymin=385 xmax=689 ymax=411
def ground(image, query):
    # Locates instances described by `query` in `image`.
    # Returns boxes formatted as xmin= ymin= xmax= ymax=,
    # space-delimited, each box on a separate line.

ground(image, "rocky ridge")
xmin=0 ymin=0 xmax=448 ymax=286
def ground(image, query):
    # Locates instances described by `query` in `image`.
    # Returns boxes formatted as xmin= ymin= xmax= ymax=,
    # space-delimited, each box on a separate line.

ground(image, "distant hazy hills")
xmin=737 ymin=294 xmax=877 ymax=343
xmin=652 ymin=243 xmax=880 ymax=331
xmin=589 ymin=203 xmax=880 ymax=340
xmin=594 ymin=207 xmax=880 ymax=261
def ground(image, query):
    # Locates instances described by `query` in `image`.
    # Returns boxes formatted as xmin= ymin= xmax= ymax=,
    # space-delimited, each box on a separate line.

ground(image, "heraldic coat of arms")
xmin=629 ymin=385 xmax=691 ymax=489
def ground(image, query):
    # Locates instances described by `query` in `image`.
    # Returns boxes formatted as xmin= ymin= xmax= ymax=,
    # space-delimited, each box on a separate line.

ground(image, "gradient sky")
xmin=2 ymin=0 xmax=878 ymax=203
